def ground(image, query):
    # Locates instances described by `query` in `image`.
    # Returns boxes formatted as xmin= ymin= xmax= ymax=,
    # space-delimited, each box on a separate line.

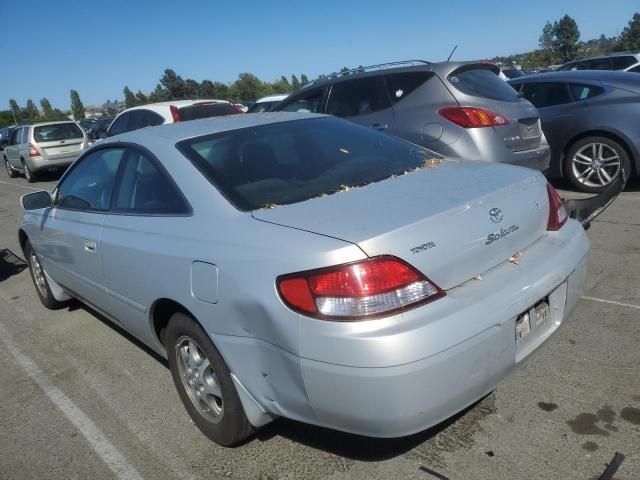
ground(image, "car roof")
xmin=105 ymin=112 xmax=326 ymax=146
xmin=127 ymin=99 xmax=228 ymax=109
xmin=564 ymin=52 xmax=640 ymax=62
xmin=507 ymin=70 xmax=640 ymax=84
xmin=28 ymin=120 xmax=79 ymax=128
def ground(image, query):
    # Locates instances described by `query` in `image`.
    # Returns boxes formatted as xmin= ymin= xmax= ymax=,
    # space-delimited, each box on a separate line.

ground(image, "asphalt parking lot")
xmin=0 ymin=168 xmax=638 ymax=480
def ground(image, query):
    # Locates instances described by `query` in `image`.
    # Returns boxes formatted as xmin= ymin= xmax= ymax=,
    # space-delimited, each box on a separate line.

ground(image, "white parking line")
xmin=582 ymin=295 xmax=640 ymax=310
xmin=0 ymin=321 xmax=144 ymax=480
xmin=0 ymin=179 xmax=42 ymax=191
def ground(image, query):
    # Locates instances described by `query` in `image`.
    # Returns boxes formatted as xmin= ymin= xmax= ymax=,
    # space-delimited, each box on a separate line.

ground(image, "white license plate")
xmin=515 ymin=298 xmax=550 ymax=343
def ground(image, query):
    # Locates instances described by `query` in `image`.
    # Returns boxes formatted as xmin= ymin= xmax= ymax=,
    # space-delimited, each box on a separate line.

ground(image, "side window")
xmin=9 ymin=128 xmax=21 ymax=145
xmin=510 ymin=82 xmax=523 ymax=93
xmin=520 ymin=83 xmax=572 ymax=109
xmin=107 ymin=113 xmax=130 ymax=136
xmin=570 ymin=83 xmax=605 ymax=101
xmin=586 ymin=58 xmax=612 ymax=70
xmin=629 ymin=65 xmax=640 ymax=73
xmin=128 ymin=110 xmax=164 ymax=131
xmin=385 ymin=71 xmax=433 ymax=103
xmin=56 ymin=148 xmax=125 ymax=211
xmin=279 ymin=89 xmax=324 ymax=113
xmin=325 ymin=76 xmax=391 ymax=118
xmin=612 ymin=56 xmax=637 ymax=70
xmin=113 ymin=149 xmax=188 ymax=215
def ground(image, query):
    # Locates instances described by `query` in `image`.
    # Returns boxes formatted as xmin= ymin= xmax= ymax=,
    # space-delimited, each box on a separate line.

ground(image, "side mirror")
xmin=21 ymin=191 xmax=53 ymax=210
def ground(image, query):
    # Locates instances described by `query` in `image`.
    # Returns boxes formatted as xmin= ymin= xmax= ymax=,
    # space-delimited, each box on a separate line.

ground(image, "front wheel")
xmin=4 ymin=157 xmax=17 ymax=178
xmin=564 ymin=136 xmax=631 ymax=193
xmin=25 ymin=240 xmax=66 ymax=309
xmin=166 ymin=313 xmax=254 ymax=446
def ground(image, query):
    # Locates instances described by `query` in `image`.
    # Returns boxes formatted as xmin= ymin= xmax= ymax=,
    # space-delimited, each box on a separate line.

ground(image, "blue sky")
xmin=1 ymin=0 xmax=638 ymax=109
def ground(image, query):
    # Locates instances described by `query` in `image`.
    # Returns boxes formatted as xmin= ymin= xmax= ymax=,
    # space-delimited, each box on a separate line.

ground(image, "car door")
xmin=324 ymin=75 xmax=394 ymax=132
xmin=100 ymin=147 xmax=192 ymax=343
xmin=5 ymin=127 xmax=24 ymax=168
xmin=36 ymin=147 xmax=125 ymax=313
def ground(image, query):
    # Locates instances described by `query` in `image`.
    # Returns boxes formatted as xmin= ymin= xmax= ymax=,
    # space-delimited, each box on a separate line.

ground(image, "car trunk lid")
xmin=253 ymin=161 xmax=550 ymax=290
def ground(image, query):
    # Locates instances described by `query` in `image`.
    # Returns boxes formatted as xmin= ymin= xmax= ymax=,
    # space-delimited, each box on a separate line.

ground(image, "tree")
xmin=300 ymin=74 xmax=309 ymax=86
xmin=135 ymin=90 xmax=148 ymax=105
xmin=25 ymin=99 xmax=39 ymax=120
xmin=70 ymin=90 xmax=85 ymax=120
xmin=614 ymin=12 xmax=640 ymax=51
xmin=160 ymin=69 xmax=186 ymax=99
xmin=148 ymin=84 xmax=169 ymax=103
xmin=551 ymin=15 xmax=580 ymax=63
xmin=539 ymin=21 xmax=554 ymax=50
xmin=270 ymin=76 xmax=293 ymax=93
xmin=199 ymin=80 xmax=230 ymax=99
xmin=291 ymin=75 xmax=301 ymax=90
xmin=184 ymin=79 xmax=200 ymax=99
xmin=40 ymin=98 xmax=53 ymax=116
xmin=9 ymin=99 xmax=21 ymax=123
xmin=123 ymin=86 xmax=137 ymax=108
xmin=229 ymin=73 xmax=269 ymax=101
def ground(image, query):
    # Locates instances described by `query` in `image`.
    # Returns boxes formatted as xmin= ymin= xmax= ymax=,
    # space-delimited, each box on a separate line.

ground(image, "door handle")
xmin=84 ymin=240 xmax=97 ymax=254
xmin=371 ymin=123 xmax=388 ymax=130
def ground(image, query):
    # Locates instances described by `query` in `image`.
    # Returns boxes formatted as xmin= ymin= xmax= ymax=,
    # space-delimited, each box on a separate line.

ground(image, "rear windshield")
xmin=177 ymin=117 xmax=440 ymax=211
xmin=179 ymin=103 xmax=238 ymax=121
xmin=247 ymin=101 xmax=278 ymax=113
xmin=448 ymin=67 xmax=520 ymax=102
xmin=34 ymin=123 xmax=83 ymax=143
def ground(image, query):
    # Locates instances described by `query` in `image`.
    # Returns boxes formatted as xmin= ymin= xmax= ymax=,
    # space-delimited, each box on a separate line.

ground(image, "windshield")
xmin=34 ymin=123 xmax=84 ymax=143
xmin=177 ymin=117 xmax=440 ymax=211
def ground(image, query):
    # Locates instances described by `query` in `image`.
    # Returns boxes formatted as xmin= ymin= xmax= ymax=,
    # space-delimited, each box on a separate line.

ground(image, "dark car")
xmin=509 ymin=71 xmax=640 ymax=192
xmin=271 ymin=60 xmax=550 ymax=171
xmin=0 ymin=126 xmax=16 ymax=150
xmin=86 ymin=116 xmax=114 ymax=142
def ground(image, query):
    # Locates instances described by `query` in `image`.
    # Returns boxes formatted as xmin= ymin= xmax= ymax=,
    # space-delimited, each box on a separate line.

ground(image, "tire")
xmin=4 ymin=156 xmax=17 ymax=178
xmin=564 ymin=136 xmax=631 ymax=193
xmin=23 ymin=161 xmax=37 ymax=183
xmin=166 ymin=313 xmax=254 ymax=446
xmin=25 ymin=240 xmax=65 ymax=310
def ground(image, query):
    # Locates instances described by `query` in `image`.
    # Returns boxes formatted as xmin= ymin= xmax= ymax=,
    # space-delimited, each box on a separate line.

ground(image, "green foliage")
xmin=300 ymin=74 xmax=309 ymax=86
xmin=9 ymin=99 xmax=21 ymax=123
xmin=135 ymin=90 xmax=148 ymax=104
xmin=184 ymin=79 xmax=200 ymax=99
xmin=23 ymin=99 xmax=39 ymax=121
xmin=70 ymin=89 xmax=85 ymax=120
xmin=551 ymin=15 xmax=581 ymax=62
xmin=40 ymin=98 xmax=53 ymax=116
xmin=160 ymin=69 xmax=186 ymax=99
xmin=291 ymin=75 xmax=301 ymax=90
xmin=228 ymin=73 xmax=271 ymax=101
xmin=123 ymin=86 xmax=137 ymax=108
xmin=148 ymin=84 xmax=169 ymax=103
xmin=614 ymin=12 xmax=640 ymax=51
xmin=0 ymin=110 xmax=15 ymax=127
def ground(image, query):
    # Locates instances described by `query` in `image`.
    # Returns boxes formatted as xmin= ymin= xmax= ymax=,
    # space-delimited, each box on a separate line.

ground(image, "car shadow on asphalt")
xmin=253 ymin=397 xmax=487 ymax=461
xmin=0 ymin=249 xmax=27 ymax=282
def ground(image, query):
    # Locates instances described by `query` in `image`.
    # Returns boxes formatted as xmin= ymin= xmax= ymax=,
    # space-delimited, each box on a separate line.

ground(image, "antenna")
xmin=447 ymin=45 xmax=458 ymax=62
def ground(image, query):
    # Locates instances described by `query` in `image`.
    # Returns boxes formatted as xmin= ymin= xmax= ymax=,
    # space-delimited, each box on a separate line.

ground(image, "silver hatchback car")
xmin=4 ymin=121 xmax=86 ymax=182
xmin=19 ymin=113 xmax=588 ymax=446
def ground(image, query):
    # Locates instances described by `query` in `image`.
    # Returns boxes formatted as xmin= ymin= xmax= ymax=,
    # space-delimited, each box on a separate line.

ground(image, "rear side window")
xmin=56 ymin=148 xmax=125 ymax=211
xmin=520 ymin=83 xmax=572 ymax=108
xmin=113 ymin=149 xmax=188 ymax=214
xmin=586 ymin=58 xmax=612 ymax=70
xmin=34 ymin=123 xmax=83 ymax=143
xmin=612 ymin=56 xmax=637 ymax=70
xmin=108 ymin=113 xmax=130 ymax=136
xmin=279 ymin=89 xmax=324 ymax=113
xmin=177 ymin=117 xmax=439 ymax=211
xmin=384 ymin=71 xmax=432 ymax=103
xmin=570 ymin=84 xmax=605 ymax=101
xmin=128 ymin=110 xmax=164 ymax=131
xmin=325 ymin=76 xmax=391 ymax=118
xmin=448 ymin=67 xmax=520 ymax=102
xmin=179 ymin=103 xmax=238 ymax=120
xmin=629 ymin=65 xmax=640 ymax=73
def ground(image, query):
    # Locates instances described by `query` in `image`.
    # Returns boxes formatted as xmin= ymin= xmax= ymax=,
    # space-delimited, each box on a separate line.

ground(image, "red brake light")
xmin=169 ymin=105 xmax=181 ymax=123
xmin=546 ymin=183 xmax=568 ymax=231
xmin=277 ymin=256 xmax=445 ymax=320
xmin=28 ymin=143 xmax=40 ymax=158
xmin=438 ymin=107 xmax=509 ymax=128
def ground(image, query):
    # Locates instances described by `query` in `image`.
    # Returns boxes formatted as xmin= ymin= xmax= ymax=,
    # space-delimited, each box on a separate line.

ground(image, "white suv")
xmin=104 ymin=100 xmax=241 ymax=138
xmin=557 ymin=53 xmax=640 ymax=73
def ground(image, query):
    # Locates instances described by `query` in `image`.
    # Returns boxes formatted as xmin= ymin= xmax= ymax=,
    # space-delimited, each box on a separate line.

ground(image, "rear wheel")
xmin=564 ymin=136 xmax=631 ymax=193
xmin=25 ymin=240 xmax=65 ymax=309
xmin=4 ymin=156 xmax=17 ymax=178
xmin=166 ymin=313 xmax=254 ymax=446
xmin=23 ymin=161 xmax=37 ymax=183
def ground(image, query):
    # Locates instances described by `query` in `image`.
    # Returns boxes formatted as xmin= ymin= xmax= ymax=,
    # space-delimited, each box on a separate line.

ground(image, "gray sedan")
xmin=509 ymin=71 xmax=640 ymax=193
xmin=19 ymin=113 xmax=589 ymax=446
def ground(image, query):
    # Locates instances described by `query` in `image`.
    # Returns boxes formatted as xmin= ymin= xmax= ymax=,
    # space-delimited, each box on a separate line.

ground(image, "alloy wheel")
xmin=5 ymin=158 xmax=12 ymax=176
xmin=571 ymin=143 xmax=621 ymax=188
xmin=175 ymin=335 xmax=224 ymax=423
xmin=30 ymin=250 xmax=48 ymax=298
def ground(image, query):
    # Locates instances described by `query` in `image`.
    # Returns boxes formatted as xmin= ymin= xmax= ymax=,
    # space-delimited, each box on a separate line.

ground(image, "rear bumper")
xmin=506 ymin=143 xmax=551 ymax=171
xmin=299 ymin=220 xmax=588 ymax=437
xmin=27 ymin=155 xmax=77 ymax=172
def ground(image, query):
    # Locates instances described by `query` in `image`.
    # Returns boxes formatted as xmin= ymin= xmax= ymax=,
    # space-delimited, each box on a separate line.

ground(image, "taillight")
xmin=169 ymin=105 xmax=181 ymax=123
xmin=438 ymin=107 xmax=509 ymax=128
xmin=546 ymin=183 xmax=568 ymax=231
xmin=231 ymin=103 xmax=244 ymax=113
xmin=277 ymin=256 xmax=445 ymax=320
xmin=28 ymin=143 xmax=40 ymax=158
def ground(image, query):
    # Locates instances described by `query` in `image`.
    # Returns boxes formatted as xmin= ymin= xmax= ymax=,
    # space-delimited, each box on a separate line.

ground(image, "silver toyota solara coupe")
xmin=19 ymin=112 xmax=589 ymax=446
